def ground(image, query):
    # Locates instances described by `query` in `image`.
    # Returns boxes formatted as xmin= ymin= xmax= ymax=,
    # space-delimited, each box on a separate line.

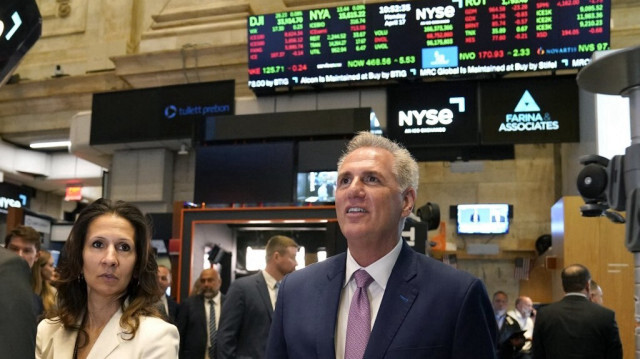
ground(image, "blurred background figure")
xmin=33 ymin=250 xmax=58 ymax=317
xmin=178 ymin=268 xmax=223 ymax=359
xmin=157 ymin=264 xmax=180 ymax=323
xmin=590 ymin=279 xmax=604 ymax=305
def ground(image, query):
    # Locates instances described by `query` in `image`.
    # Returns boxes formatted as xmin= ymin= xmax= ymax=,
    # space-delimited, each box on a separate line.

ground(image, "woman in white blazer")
xmin=36 ymin=199 xmax=179 ymax=359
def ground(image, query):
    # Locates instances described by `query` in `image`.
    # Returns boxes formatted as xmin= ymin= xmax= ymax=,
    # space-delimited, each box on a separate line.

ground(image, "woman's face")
xmin=41 ymin=255 xmax=55 ymax=282
xmin=82 ymin=214 xmax=137 ymax=301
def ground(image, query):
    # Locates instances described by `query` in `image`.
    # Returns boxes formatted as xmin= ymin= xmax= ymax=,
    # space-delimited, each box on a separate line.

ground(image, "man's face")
xmin=200 ymin=268 xmax=221 ymax=299
xmin=516 ymin=297 xmax=533 ymax=316
xmin=335 ymin=147 xmax=415 ymax=245
xmin=493 ymin=293 xmax=508 ymax=313
xmin=157 ymin=266 xmax=171 ymax=293
xmin=590 ymin=286 xmax=604 ymax=305
xmin=275 ymin=246 xmax=298 ymax=276
xmin=7 ymin=236 xmax=39 ymax=268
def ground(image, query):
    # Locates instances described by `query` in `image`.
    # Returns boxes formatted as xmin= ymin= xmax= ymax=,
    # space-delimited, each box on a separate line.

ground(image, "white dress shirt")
xmin=335 ymin=239 xmax=403 ymax=359
xmin=205 ymin=291 xmax=221 ymax=359
xmin=262 ymin=270 xmax=279 ymax=310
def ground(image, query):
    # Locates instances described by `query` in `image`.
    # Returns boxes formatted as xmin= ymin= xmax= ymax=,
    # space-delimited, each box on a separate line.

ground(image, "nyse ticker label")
xmin=248 ymin=0 xmax=610 ymax=90
xmin=398 ymin=97 xmax=466 ymax=134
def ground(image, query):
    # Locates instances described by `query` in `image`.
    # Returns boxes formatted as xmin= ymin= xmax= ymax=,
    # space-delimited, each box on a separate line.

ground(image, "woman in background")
xmin=33 ymin=250 xmax=57 ymax=316
xmin=36 ymin=198 xmax=179 ymax=359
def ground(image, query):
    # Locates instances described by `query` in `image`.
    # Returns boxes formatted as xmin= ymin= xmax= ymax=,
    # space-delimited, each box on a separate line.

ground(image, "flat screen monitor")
xmin=457 ymin=203 xmax=509 ymax=234
xmin=296 ymin=171 xmax=338 ymax=203
xmin=194 ymin=142 xmax=296 ymax=204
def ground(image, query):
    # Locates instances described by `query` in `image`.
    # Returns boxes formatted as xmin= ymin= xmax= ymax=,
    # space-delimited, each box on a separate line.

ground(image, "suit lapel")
xmin=365 ymin=243 xmax=419 ymax=359
xmin=87 ymin=307 xmax=124 ymax=359
xmin=315 ymin=253 xmax=346 ymax=359
xmin=195 ymin=295 xmax=207 ymax=332
xmin=52 ymin=325 xmax=78 ymax=359
xmin=255 ymin=272 xmax=274 ymax=319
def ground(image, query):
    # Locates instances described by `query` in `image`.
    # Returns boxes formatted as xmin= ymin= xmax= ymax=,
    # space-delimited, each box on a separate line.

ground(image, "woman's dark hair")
xmin=53 ymin=198 xmax=161 ymax=343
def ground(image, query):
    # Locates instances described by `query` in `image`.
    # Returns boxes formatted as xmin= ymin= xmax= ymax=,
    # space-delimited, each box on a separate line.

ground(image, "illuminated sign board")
xmin=91 ymin=80 xmax=234 ymax=145
xmin=247 ymin=0 xmax=610 ymax=92
xmin=0 ymin=0 xmax=41 ymax=85
xmin=479 ymin=75 xmax=579 ymax=144
xmin=386 ymin=81 xmax=478 ymax=147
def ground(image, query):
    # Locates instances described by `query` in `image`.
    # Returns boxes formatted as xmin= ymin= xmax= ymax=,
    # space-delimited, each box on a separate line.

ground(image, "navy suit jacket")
xmin=266 ymin=242 xmax=497 ymax=359
xmin=177 ymin=293 xmax=224 ymax=359
xmin=218 ymin=271 xmax=273 ymax=359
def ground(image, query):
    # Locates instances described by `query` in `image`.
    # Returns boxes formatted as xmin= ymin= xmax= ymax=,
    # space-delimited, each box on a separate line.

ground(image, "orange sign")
xmin=65 ymin=186 xmax=82 ymax=201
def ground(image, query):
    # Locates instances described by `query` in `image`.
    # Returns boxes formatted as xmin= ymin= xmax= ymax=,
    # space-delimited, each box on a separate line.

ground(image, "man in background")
xmin=266 ymin=132 xmax=497 ymax=358
xmin=0 ymin=247 xmax=36 ymax=358
xmin=532 ymin=264 xmax=622 ymax=359
xmin=177 ymin=268 xmax=224 ymax=359
xmin=218 ymin=235 xmax=298 ymax=359
xmin=494 ymin=291 xmax=524 ymax=358
xmin=5 ymin=225 xmax=44 ymax=318
xmin=507 ymin=296 xmax=534 ymax=358
xmin=589 ymin=279 xmax=604 ymax=305
xmin=157 ymin=264 xmax=180 ymax=323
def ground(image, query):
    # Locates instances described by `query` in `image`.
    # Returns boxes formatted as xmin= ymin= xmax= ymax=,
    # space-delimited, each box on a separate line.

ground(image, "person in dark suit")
xmin=0 ymin=247 xmax=36 ymax=358
xmin=493 ymin=291 xmax=524 ymax=358
xmin=177 ymin=267 xmax=224 ymax=359
xmin=5 ymin=225 xmax=44 ymax=319
xmin=157 ymin=264 xmax=180 ymax=323
xmin=266 ymin=132 xmax=497 ymax=359
xmin=532 ymin=264 xmax=622 ymax=359
xmin=218 ymin=235 xmax=298 ymax=359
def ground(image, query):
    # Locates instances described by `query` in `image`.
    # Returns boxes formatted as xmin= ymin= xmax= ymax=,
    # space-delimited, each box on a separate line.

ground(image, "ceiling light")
xmin=30 ymin=140 xmax=71 ymax=149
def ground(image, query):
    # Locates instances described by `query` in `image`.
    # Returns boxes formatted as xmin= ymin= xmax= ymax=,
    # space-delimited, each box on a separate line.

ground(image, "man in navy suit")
xmin=218 ymin=235 xmax=298 ymax=359
xmin=177 ymin=268 xmax=224 ymax=359
xmin=266 ymin=132 xmax=497 ymax=359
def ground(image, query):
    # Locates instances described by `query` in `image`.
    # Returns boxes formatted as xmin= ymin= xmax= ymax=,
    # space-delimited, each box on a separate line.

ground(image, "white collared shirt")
xmin=334 ymin=239 xmax=403 ymax=359
xmin=204 ymin=291 xmax=221 ymax=359
xmin=262 ymin=270 xmax=279 ymax=310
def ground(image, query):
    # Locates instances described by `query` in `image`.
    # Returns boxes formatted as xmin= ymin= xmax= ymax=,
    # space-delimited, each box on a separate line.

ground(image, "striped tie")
xmin=209 ymin=299 xmax=217 ymax=359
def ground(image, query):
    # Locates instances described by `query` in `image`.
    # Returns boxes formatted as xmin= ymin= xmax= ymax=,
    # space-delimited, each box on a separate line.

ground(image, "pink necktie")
xmin=345 ymin=269 xmax=374 ymax=359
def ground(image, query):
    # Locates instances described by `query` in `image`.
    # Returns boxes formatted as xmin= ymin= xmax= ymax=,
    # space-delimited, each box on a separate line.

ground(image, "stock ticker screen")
xmin=247 ymin=0 xmax=610 ymax=91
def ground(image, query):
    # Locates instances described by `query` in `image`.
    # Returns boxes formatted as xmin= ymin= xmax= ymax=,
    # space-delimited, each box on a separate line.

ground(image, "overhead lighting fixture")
xmin=30 ymin=140 xmax=71 ymax=149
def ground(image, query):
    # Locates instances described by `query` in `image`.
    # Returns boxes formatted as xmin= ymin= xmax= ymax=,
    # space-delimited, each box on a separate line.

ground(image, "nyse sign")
xmin=1 ymin=11 xmax=22 ymax=41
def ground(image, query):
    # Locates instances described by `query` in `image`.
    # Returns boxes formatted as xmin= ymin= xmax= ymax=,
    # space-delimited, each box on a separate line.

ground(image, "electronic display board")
xmin=248 ymin=0 xmax=610 ymax=91
xmin=91 ymin=80 xmax=234 ymax=145
xmin=387 ymin=81 xmax=479 ymax=147
xmin=479 ymin=75 xmax=579 ymax=144
xmin=0 ymin=0 xmax=41 ymax=86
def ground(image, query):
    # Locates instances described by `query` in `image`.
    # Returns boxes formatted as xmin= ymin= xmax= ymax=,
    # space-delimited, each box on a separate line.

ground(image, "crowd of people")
xmin=0 ymin=132 xmax=626 ymax=359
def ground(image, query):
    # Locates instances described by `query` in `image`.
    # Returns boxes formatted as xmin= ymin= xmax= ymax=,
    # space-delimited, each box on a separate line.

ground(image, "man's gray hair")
xmin=337 ymin=131 xmax=419 ymax=193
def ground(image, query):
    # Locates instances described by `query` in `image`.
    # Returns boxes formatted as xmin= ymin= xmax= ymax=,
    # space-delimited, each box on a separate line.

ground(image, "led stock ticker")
xmin=247 ymin=0 xmax=610 ymax=90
